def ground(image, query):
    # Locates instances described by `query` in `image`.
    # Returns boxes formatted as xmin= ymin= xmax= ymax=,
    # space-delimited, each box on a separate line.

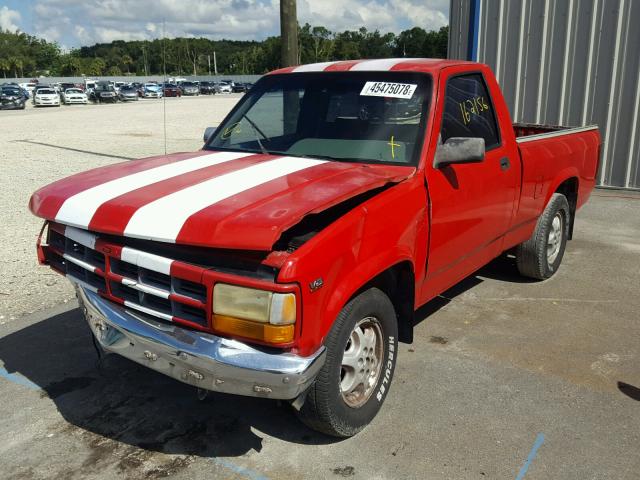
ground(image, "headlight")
xmin=212 ymin=284 xmax=296 ymax=344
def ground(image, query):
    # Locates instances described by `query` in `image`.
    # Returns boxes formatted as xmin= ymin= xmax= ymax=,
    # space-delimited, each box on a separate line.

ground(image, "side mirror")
xmin=203 ymin=126 xmax=216 ymax=143
xmin=434 ymin=137 xmax=485 ymax=168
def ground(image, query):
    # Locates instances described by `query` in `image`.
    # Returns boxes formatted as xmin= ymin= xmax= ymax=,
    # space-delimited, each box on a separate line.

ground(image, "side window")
xmin=441 ymin=73 xmax=500 ymax=149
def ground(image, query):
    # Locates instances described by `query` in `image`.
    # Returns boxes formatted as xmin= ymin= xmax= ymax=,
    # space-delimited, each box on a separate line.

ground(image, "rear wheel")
xmin=516 ymin=193 xmax=570 ymax=280
xmin=297 ymin=288 xmax=398 ymax=437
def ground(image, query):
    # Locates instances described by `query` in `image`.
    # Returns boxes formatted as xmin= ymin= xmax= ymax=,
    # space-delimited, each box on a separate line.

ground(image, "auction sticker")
xmin=360 ymin=81 xmax=417 ymax=99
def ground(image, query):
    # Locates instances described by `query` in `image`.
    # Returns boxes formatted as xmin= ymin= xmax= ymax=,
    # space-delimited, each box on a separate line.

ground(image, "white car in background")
xmin=19 ymin=82 xmax=37 ymax=96
xmin=216 ymin=82 xmax=232 ymax=94
xmin=143 ymin=83 xmax=163 ymax=98
xmin=62 ymin=88 xmax=88 ymax=104
xmin=34 ymin=88 xmax=60 ymax=107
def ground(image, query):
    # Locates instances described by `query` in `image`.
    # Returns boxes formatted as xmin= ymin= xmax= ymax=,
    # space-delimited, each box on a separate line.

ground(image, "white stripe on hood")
xmin=55 ymin=151 xmax=252 ymax=228
xmin=123 ymin=156 xmax=326 ymax=243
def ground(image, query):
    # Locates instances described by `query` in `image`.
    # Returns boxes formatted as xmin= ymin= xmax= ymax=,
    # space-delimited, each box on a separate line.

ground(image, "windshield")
xmin=205 ymin=72 xmax=431 ymax=165
xmin=66 ymin=89 xmax=82 ymax=94
xmin=38 ymin=89 xmax=55 ymax=94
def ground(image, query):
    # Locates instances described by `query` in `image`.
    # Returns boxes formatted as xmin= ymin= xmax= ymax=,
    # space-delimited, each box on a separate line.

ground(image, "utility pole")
xmin=142 ymin=45 xmax=148 ymax=76
xmin=280 ymin=0 xmax=298 ymax=68
xmin=213 ymin=51 xmax=218 ymax=75
xmin=280 ymin=0 xmax=299 ymax=135
xmin=207 ymin=55 xmax=211 ymax=76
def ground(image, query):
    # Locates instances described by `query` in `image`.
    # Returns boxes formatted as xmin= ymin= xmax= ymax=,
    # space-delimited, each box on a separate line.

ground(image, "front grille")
xmin=46 ymin=224 xmax=209 ymax=328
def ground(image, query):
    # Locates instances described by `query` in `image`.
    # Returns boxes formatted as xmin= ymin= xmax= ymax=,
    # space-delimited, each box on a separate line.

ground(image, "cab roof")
xmin=268 ymin=58 xmax=478 ymax=76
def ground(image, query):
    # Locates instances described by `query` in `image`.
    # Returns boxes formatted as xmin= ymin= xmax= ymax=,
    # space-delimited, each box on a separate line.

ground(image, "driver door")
xmin=422 ymin=69 xmax=520 ymax=298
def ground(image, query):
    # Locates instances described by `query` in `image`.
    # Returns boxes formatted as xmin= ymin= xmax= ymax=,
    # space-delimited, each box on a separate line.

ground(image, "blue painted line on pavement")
xmin=515 ymin=433 xmax=545 ymax=480
xmin=0 ymin=366 xmax=41 ymax=390
xmin=213 ymin=457 xmax=270 ymax=480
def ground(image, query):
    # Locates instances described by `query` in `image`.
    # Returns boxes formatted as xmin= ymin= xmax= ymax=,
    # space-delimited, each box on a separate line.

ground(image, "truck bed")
xmin=509 ymin=122 xmax=600 ymax=241
xmin=514 ymin=123 xmax=599 ymax=143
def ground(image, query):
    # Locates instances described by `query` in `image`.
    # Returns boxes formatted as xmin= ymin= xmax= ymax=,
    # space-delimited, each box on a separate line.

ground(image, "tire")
xmin=297 ymin=288 xmax=398 ymax=437
xmin=516 ymin=193 xmax=570 ymax=280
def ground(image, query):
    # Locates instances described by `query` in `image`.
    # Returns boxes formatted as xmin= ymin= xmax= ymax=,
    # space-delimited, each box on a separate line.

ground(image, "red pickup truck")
xmin=29 ymin=59 xmax=600 ymax=437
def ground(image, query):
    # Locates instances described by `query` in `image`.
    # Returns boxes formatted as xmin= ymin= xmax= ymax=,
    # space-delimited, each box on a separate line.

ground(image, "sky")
xmin=0 ymin=0 xmax=449 ymax=49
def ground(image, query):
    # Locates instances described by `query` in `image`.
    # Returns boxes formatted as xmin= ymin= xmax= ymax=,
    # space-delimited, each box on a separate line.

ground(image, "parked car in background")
xmin=130 ymin=82 xmax=144 ymax=97
xmin=118 ymin=85 xmax=139 ymax=101
xmin=0 ymin=85 xmax=27 ymax=109
xmin=216 ymin=82 xmax=232 ymax=94
xmin=162 ymin=83 xmax=181 ymax=97
xmin=62 ymin=88 xmax=88 ymax=105
xmin=58 ymin=83 xmax=78 ymax=95
xmin=114 ymin=81 xmax=126 ymax=92
xmin=199 ymin=81 xmax=216 ymax=94
xmin=143 ymin=83 xmax=163 ymax=98
xmin=84 ymin=79 xmax=97 ymax=98
xmin=232 ymin=82 xmax=249 ymax=93
xmin=33 ymin=88 xmax=60 ymax=107
xmin=31 ymin=85 xmax=51 ymax=103
xmin=180 ymin=81 xmax=200 ymax=96
xmin=91 ymin=82 xmax=118 ymax=103
xmin=19 ymin=82 xmax=37 ymax=96
xmin=2 ymin=82 xmax=29 ymax=99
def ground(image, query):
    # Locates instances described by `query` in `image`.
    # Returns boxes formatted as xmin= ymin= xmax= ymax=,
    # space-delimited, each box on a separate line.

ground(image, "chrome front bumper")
xmin=77 ymin=286 xmax=325 ymax=400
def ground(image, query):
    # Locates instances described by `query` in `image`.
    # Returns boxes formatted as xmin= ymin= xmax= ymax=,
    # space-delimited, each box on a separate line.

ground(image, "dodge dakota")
xmin=29 ymin=59 xmax=600 ymax=437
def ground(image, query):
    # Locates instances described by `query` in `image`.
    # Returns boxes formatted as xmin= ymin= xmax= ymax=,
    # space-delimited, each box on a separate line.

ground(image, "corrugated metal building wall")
xmin=449 ymin=0 xmax=640 ymax=189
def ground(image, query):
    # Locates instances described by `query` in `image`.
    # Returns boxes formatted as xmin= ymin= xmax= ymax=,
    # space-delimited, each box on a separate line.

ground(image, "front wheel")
xmin=516 ymin=193 xmax=570 ymax=280
xmin=297 ymin=288 xmax=398 ymax=437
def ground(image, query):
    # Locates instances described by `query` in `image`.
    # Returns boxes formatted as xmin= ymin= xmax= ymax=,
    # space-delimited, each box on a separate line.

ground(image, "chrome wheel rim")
xmin=547 ymin=213 xmax=563 ymax=264
xmin=340 ymin=317 xmax=384 ymax=408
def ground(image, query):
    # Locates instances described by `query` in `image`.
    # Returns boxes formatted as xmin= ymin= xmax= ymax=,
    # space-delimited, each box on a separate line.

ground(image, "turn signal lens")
xmin=213 ymin=315 xmax=295 ymax=344
xmin=270 ymin=293 xmax=296 ymax=325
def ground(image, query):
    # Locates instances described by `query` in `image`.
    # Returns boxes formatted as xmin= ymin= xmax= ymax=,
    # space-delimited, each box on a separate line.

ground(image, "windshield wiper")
xmin=242 ymin=114 xmax=270 ymax=155
xmin=294 ymin=153 xmax=363 ymax=163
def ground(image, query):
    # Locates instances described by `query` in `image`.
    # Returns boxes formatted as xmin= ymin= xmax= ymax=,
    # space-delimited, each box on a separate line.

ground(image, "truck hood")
xmin=30 ymin=150 xmax=414 ymax=250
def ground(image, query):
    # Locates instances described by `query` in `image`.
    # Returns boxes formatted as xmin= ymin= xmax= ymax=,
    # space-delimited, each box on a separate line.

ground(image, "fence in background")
xmin=1 ymin=75 xmax=262 ymax=85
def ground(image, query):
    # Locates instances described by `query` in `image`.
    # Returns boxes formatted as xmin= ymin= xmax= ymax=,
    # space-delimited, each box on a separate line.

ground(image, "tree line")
xmin=0 ymin=24 xmax=448 ymax=78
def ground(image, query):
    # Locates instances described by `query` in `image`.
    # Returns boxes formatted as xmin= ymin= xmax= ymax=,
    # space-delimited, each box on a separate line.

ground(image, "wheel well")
xmin=555 ymin=177 xmax=578 ymax=239
xmin=351 ymin=261 xmax=415 ymax=344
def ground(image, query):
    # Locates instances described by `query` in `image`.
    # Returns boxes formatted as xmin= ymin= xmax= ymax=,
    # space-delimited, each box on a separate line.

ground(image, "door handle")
xmin=500 ymin=157 xmax=510 ymax=171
